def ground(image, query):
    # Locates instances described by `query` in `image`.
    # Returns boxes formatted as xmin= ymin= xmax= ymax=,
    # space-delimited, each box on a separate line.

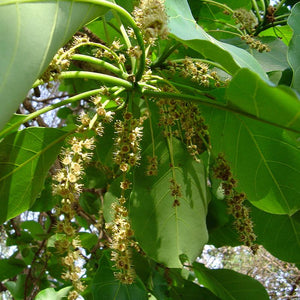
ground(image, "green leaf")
xmin=0 ymin=114 xmax=27 ymax=138
xmin=260 ymin=25 xmax=293 ymax=46
xmin=92 ymin=253 xmax=148 ymax=300
xmin=0 ymin=0 xmax=110 ymax=130
xmin=79 ymin=232 xmax=98 ymax=251
xmin=227 ymin=68 xmax=300 ymax=133
xmin=201 ymin=69 xmax=300 ymax=215
xmin=251 ymin=205 xmax=300 ymax=263
xmin=164 ymin=0 xmax=267 ymax=78
xmin=35 ymin=286 xmax=72 ymax=300
xmin=225 ymin=36 xmax=290 ymax=73
xmin=0 ymin=259 xmax=26 ymax=281
xmin=0 ymin=127 xmax=68 ymax=224
xmin=5 ymin=274 xmax=27 ymax=300
xmin=21 ymin=220 xmax=45 ymax=240
xmin=193 ymin=262 xmax=269 ymax=300
xmin=130 ymin=137 xmax=209 ymax=268
xmin=170 ymin=279 xmax=220 ymax=300
xmin=287 ymin=2 xmax=300 ymax=92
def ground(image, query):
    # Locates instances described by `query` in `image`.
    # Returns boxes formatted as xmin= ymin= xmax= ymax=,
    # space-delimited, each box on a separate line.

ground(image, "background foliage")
xmin=0 ymin=0 xmax=300 ymax=299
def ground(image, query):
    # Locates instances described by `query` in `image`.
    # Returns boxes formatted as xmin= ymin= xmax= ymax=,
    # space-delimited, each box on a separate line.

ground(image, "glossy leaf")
xmin=0 ymin=0 xmax=110 ymax=130
xmin=251 ymin=205 xmax=300 ymax=264
xmin=287 ymin=3 xmax=300 ymax=92
xmin=193 ymin=263 xmax=269 ymax=300
xmin=227 ymin=68 xmax=300 ymax=133
xmin=0 ymin=127 xmax=68 ymax=224
xmin=130 ymin=137 xmax=209 ymax=268
xmin=92 ymin=253 xmax=148 ymax=300
xmin=164 ymin=0 xmax=267 ymax=78
xmin=201 ymin=69 xmax=300 ymax=215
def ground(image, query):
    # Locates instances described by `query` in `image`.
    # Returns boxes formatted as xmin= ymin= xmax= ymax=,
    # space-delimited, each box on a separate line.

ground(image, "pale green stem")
xmin=74 ymin=0 xmax=145 ymax=82
xmin=251 ymin=0 xmax=263 ymax=22
xmin=59 ymin=71 xmax=133 ymax=89
xmin=259 ymin=0 xmax=266 ymax=16
xmin=274 ymin=13 xmax=290 ymax=20
xmin=71 ymin=54 xmax=127 ymax=78
xmin=200 ymin=0 xmax=233 ymax=14
xmin=113 ymin=11 xmax=136 ymax=73
xmin=0 ymin=89 xmax=104 ymax=138
xmin=276 ymin=0 xmax=286 ymax=11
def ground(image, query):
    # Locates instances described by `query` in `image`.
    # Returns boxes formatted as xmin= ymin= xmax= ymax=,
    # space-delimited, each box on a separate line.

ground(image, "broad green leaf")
xmin=227 ymin=68 xmax=300 ymax=133
xmin=21 ymin=220 xmax=45 ymax=240
xmin=0 ymin=114 xmax=27 ymax=138
xmin=251 ymin=206 xmax=300 ymax=264
xmin=206 ymin=197 xmax=240 ymax=247
xmin=164 ymin=0 xmax=267 ymax=79
xmin=195 ymin=0 xmax=251 ymax=40
xmin=130 ymin=137 xmax=209 ymax=268
xmin=200 ymin=69 xmax=300 ymax=215
xmin=35 ymin=286 xmax=72 ymax=300
xmin=260 ymin=25 xmax=293 ymax=46
xmin=0 ymin=127 xmax=68 ymax=224
xmin=287 ymin=2 xmax=300 ymax=92
xmin=170 ymin=279 xmax=220 ymax=300
xmin=225 ymin=36 xmax=290 ymax=73
xmin=92 ymin=253 xmax=148 ymax=300
xmin=193 ymin=262 xmax=269 ymax=300
xmin=202 ymin=106 xmax=300 ymax=215
xmin=0 ymin=0 xmax=110 ymax=130
xmin=79 ymin=232 xmax=98 ymax=251
xmin=5 ymin=274 xmax=27 ymax=300
xmin=0 ymin=259 xmax=26 ymax=281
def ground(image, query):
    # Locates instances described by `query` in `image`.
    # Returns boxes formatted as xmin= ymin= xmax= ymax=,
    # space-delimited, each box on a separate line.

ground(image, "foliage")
xmin=0 ymin=0 xmax=299 ymax=299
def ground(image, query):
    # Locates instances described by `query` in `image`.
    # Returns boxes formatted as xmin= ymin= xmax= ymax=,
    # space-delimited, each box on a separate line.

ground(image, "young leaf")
xmin=130 ymin=137 xmax=209 ymax=268
xmin=164 ymin=0 xmax=267 ymax=79
xmin=287 ymin=3 xmax=300 ymax=92
xmin=0 ymin=127 xmax=68 ymax=224
xmin=193 ymin=262 xmax=269 ymax=300
xmin=0 ymin=0 xmax=110 ymax=130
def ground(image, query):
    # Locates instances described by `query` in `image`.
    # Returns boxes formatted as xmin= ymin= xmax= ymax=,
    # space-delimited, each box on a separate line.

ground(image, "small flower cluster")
xmin=233 ymin=8 xmax=258 ymax=32
xmin=52 ymin=95 xmax=116 ymax=297
xmin=133 ymin=0 xmax=169 ymax=44
xmin=213 ymin=153 xmax=258 ymax=253
xmin=146 ymin=155 xmax=158 ymax=176
xmin=95 ymin=40 xmax=126 ymax=64
xmin=53 ymin=134 xmax=96 ymax=298
xmin=107 ymin=111 xmax=147 ymax=283
xmin=40 ymin=48 xmax=72 ymax=84
xmin=181 ymin=57 xmax=222 ymax=87
xmin=170 ymin=178 xmax=182 ymax=207
xmin=107 ymin=198 xmax=135 ymax=284
xmin=113 ymin=111 xmax=146 ymax=172
xmin=241 ymin=35 xmax=271 ymax=52
xmin=157 ymin=97 xmax=209 ymax=161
